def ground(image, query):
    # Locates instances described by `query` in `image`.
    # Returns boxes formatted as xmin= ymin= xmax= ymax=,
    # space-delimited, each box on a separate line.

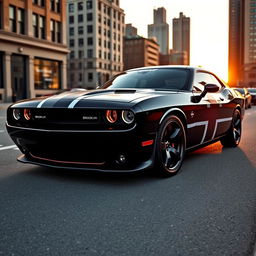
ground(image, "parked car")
xmin=248 ymin=88 xmax=256 ymax=105
xmin=233 ymin=88 xmax=252 ymax=109
xmin=6 ymin=66 xmax=245 ymax=176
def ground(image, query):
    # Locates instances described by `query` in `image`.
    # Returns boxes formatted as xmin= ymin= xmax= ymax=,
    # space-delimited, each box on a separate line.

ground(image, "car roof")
xmin=126 ymin=65 xmax=211 ymax=73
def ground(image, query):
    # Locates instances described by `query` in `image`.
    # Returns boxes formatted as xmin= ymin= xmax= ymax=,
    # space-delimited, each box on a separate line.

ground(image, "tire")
xmin=220 ymin=109 xmax=242 ymax=147
xmin=155 ymin=115 xmax=186 ymax=176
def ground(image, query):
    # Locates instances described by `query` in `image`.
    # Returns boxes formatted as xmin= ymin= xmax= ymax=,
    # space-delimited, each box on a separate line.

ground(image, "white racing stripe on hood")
xmin=37 ymin=92 xmax=72 ymax=108
xmin=68 ymin=95 xmax=87 ymax=109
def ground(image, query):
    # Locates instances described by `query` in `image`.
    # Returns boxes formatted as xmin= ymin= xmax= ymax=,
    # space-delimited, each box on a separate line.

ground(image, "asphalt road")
xmin=1 ymin=104 xmax=256 ymax=256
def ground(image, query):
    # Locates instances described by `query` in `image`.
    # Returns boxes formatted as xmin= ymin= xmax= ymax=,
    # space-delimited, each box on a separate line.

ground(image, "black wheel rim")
xmin=233 ymin=111 xmax=241 ymax=144
xmin=160 ymin=120 xmax=184 ymax=172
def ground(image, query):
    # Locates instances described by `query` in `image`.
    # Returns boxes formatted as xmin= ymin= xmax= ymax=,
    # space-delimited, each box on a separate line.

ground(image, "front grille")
xmin=8 ymin=108 xmax=134 ymax=130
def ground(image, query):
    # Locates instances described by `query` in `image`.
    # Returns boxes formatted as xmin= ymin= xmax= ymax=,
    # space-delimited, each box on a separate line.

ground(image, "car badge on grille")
xmin=82 ymin=116 xmax=98 ymax=121
xmin=35 ymin=115 xmax=47 ymax=119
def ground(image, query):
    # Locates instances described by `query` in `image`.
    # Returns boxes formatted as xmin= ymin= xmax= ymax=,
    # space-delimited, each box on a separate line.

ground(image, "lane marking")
xmin=187 ymin=121 xmax=209 ymax=144
xmin=0 ymin=145 xmax=18 ymax=151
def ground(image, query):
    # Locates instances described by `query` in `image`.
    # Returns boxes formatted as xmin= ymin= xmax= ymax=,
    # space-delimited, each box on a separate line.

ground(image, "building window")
xmin=33 ymin=13 xmax=38 ymax=37
xmin=34 ymin=58 xmax=61 ymax=90
xmin=78 ymin=38 xmax=84 ymax=46
xmin=98 ymin=2 xmax=101 ymax=10
xmin=78 ymin=2 xmax=83 ymax=10
xmin=9 ymin=6 xmax=16 ymax=33
xmin=87 ymin=13 xmax=93 ymax=21
xmin=50 ymin=0 xmax=55 ymax=11
xmin=88 ymin=37 xmax=93 ymax=45
xmin=78 ymin=26 xmax=83 ymax=34
xmin=51 ymin=20 xmax=61 ymax=43
xmin=78 ymin=62 xmax=82 ymax=69
xmin=79 ymin=73 xmax=83 ymax=82
xmin=88 ymin=72 xmax=93 ymax=82
xmin=79 ymin=50 xmax=84 ymax=58
xmin=69 ymin=16 xmax=74 ymax=24
xmin=56 ymin=22 xmax=61 ymax=42
xmin=107 ymin=7 xmax=111 ymax=16
xmin=87 ymin=25 xmax=93 ymax=33
xmin=39 ymin=16 xmax=45 ymax=39
xmin=69 ymin=3 xmax=74 ymax=12
xmin=87 ymin=61 xmax=93 ymax=68
xmin=51 ymin=0 xmax=60 ymax=12
xmin=98 ymin=26 xmax=101 ymax=34
xmin=56 ymin=0 xmax=60 ymax=12
xmin=69 ymin=62 xmax=75 ymax=69
xmin=70 ymin=73 xmax=75 ymax=82
xmin=33 ymin=0 xmax=45 ymax=7
xmin=70 ymin=51 xmax=75 ymax=59
xmin=87 ymin=0 xmax=93 ymax=9
xmin=78 ymin=14 xmax=83 ymax=23
xmin=87 ymin=49 xmax=93 ymax=58
xmin=69 ymin=39 xmax=74 ymax=47
xmin=69 ymin=27 xmax=74 ymax=36
xmin=18 ymin=9 xmax=25 ymax=34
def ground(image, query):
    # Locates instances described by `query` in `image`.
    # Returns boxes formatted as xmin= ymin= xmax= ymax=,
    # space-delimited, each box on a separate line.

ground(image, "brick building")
xmin=0 ymin=0 xmax=68 ymax=102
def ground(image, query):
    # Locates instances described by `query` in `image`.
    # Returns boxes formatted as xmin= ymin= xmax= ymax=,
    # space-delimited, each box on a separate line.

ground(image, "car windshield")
xmin=248 ymin=88 xmax=256 ymax=93
xmin=101 ymin=68 xmax=191 ymax=91
xmin=234 ymin=88 xmax=244 ymax=94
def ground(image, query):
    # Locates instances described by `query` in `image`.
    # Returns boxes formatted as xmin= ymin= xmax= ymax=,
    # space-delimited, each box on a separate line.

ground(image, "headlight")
xmin=121 ymin=110 xmax=135 ymax=124
xmin=106 ymin=110 xmax=118 ymax=123
xmin=24 ymin=109 xmax=31 ymax=120
xmin=13 ymin=109 xmax=21 ymax=120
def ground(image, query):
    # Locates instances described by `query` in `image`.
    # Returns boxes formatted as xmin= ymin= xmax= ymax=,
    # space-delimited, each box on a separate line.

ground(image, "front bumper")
xmin=6 ymin=122 xmax=155 ymax=172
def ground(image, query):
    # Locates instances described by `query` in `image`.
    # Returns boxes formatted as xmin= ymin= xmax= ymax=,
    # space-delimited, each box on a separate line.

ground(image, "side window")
xmin=193 ymin=72 xmax=213 ymax=92
xmin=208 ymin=74 xmax=223 ymax=91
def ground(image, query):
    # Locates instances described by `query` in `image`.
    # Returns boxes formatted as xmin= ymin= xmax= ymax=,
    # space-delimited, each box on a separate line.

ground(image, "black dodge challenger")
xmin=6 ymin=66 xmax=245 ymax=176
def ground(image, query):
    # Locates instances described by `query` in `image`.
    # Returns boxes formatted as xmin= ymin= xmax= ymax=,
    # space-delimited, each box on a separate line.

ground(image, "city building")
xmin=160 ymin=50 xmax=188 ymax=65
xmin=67 ymin=0 xmax=124 ymax=89
xmin=229 ymin=0 xmax=245 ymax=87
xmin=123 ymin=37 xmax=159 ymax=70
xmin=125 ymin=23 xmax=138 ymax=38
xmin=148 ymin=7 xmax=169 ymax=54
xmin=0 ymin=0 xmax=68 ymax=102
xmin=229 ymin=0 xmax=256 ymax=87
xmin=172 ymin=12 xmax=190 ymax=65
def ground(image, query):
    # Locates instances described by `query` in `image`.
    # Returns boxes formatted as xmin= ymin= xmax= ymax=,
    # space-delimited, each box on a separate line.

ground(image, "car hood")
xmin=10 ymin=89 xmax=180 ymax=109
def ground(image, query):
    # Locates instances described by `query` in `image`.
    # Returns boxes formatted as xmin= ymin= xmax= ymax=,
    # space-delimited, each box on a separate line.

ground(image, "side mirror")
xmin=192 ymin=84 xmax=219 ymax=103
xmin=204 ymin=84 xmax=219 ymax=93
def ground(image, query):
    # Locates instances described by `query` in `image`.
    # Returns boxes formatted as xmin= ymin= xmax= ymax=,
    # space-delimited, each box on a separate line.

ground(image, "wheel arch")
xmin=158 ymin=108 xmax=187 ymax=132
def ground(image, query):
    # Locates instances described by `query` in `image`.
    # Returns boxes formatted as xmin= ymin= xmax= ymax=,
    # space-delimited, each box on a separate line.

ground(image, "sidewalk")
xmin=0 ymin=103 xmax=12 ymax=110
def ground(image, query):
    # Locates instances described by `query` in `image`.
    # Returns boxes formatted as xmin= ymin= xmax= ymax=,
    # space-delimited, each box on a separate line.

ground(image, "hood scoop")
xmin=114 ymin=89 xmax=136 ymax=94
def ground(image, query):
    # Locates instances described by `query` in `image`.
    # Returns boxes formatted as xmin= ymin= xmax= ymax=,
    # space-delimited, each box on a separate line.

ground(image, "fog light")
xmin=116 ymin=154 xmax=127 ymax=165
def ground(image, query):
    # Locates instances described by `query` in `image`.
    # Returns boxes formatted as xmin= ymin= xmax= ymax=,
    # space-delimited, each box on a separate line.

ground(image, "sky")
xmin=120 ymin=0 xmax=229 ymax=82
